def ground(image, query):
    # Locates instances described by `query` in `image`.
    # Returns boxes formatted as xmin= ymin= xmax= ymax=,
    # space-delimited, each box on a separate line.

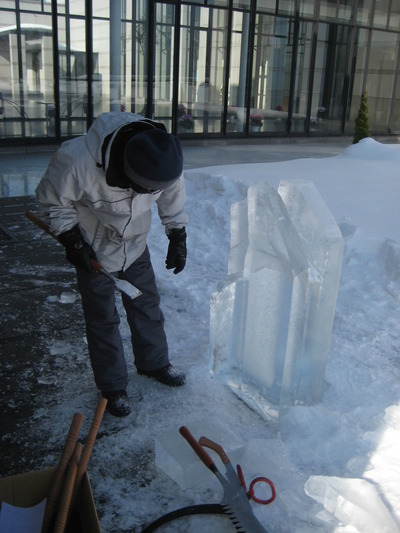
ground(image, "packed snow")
xmin=13 ymin=138 xmax=400 ymax=532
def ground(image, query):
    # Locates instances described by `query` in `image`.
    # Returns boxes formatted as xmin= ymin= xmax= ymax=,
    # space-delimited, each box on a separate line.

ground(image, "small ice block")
xmin=154 ymin=419 xmax=245 ymax=489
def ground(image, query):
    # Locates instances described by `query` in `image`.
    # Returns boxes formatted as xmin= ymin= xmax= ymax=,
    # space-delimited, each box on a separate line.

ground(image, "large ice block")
xmin=228 ymin=199 xmax=248 ymax=276
xmin=278 ymin=180 xmax=344 ymax=405
xmin=244 ymin=182 xmax=308 ymax=278
xmin=209 ymin=179 xmax=344 ymax=414
xmin=209 ymin=277 xmax=248 ymax=376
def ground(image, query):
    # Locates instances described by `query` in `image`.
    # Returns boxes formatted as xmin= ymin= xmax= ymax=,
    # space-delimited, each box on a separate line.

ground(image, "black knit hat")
xmin=123 ymin=129 xmax=183 ymax=191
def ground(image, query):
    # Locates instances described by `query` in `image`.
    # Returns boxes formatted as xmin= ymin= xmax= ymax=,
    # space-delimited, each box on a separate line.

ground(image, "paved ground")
xmin=2 ymin=134 xmax=398 ymax=512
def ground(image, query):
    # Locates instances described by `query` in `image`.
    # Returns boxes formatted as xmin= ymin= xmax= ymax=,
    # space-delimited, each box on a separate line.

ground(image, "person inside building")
xmin=36 ymin=111 xmax=188 ymax=417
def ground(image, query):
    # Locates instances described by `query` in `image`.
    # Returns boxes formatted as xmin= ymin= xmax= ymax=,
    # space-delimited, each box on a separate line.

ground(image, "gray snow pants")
xmin=76 ymin=246 xmax=169 ymax=392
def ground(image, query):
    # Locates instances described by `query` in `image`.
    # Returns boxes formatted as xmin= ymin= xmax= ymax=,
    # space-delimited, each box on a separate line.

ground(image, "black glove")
xmin=58 ymin=225 xmax=97 ymax=273
xmin=166 ymin=227 xmax=187 ymax=275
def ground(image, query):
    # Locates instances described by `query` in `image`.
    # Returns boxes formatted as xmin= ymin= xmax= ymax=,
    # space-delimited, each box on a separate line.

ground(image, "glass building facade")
xmin=0 ymin=0 xmax=399 ymax=143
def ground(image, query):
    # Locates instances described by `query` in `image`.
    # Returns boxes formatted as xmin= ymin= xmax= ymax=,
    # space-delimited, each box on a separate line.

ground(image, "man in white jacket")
xmin=36 ymin=112 xmax=189 ymax=417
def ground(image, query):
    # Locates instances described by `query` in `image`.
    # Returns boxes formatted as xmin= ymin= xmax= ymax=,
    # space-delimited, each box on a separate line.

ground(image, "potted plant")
xmin=226 ymin=107 xmax=238 ymax=132
xmin=250 ymin=113 xmax=264 ymax=132
xmin=177 ymin=104 xmax=194 ymax=132
xmin=178 ymin=113 xmax=194 ymax=132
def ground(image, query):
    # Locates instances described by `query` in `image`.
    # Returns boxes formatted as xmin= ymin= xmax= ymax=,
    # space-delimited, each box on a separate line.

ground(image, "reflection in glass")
xmin=0 ymin=0 xmax=399 ymax=141
xmin=59 ymin=16 xmax=88 ymax=136
xmin=226 ymin=11 xmax=248 ymax=134
xmin=373 ymin=0 xmax=390 ymax=28
xmin=309 ymin=22 xmax=351 ymax=134
xmin=366 ymin=30 xmax=399 ymax=130
xmin=132 ymin=1 xmax=149 ymax=115
xmin=251 ymin=15 xmax=291 ymax=133
xmin=345 ymin=28 xmax=368 ymax=135
xmin=154 ymin=3 xmax=175 ymax=129
xmin=0 ymin=12 xmax=54 ymax=138
xmin=392 ymin=73 xmax=400 ymax=133
xmin=179 ymin=6 xmax=228 ymax=134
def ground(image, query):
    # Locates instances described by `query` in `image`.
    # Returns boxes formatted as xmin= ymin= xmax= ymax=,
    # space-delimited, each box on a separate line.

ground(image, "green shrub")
xmin=353 ymin=90 xmax=370 ymax=144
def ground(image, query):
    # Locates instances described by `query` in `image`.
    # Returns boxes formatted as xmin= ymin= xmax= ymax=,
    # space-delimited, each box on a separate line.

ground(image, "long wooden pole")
xmin=71 ymin=398 xmax=107 ymax=507
xmin=41 ymin=413 xmax=84 ymax=533
xmin=53 ymin=442 xmax=82 ymax=533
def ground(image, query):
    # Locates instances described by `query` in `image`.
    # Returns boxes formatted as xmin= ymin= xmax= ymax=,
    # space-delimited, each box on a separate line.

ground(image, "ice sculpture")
xmin=209 ymin=180 xmax=344 ymax=414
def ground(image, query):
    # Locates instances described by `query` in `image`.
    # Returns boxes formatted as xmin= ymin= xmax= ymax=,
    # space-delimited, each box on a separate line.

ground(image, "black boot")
xmin=101 ymin=390 xmax=131 ymax=417
xmin=137 ymin=364 xmax=186 ymax=387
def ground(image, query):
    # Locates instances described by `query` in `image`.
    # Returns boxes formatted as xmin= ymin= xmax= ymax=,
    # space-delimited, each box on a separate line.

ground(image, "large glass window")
xmin=373 ymin=0 xmax=391 ymax=28
xmin=391 ymin=74 xmax=400 ymax=134
xmin=0 ymin=11 xmax=21 ymax=138
xmin=319 ymin=0 xmax=338 ymax=22
xmin=309 ymin=22 xmax=351 ymax=134
xmin=92 ymin=16 xmax=110 ymax=116
xmin=0 ymin=10 xmax=54 ymax=138
xmin=178 ymin=5 xmax=200 ymax=132
xmin=131 ymin=1 xmax=149 ymax=115
xmin=366 ymin=29 xmax=399 ymax=131
xmin=226 ymin=10 xmax=250 ymax=134
xmin=251 ymin=15 xmax=292 ymax=133
xmin=180 ymin=6 xmax=228 ymax=134
xmin=59 ymin=13 xmax=88 ymax=136
xmin=291 ymin=21 xmax=314 ymax=133
xmin=0 ymin=0 xmax=399 ymax=142
xmin=356 ymin=0 xmax=374 ymax=25
xmin=344 ymin=27 xmax=368 ymax=134
xmin=153 ymin=3 xmax=176 ymax=129
xmin=388 ymin=0 xmax=400 ymax=30
xmin=20 ymin=12 xmax=55 ymax=137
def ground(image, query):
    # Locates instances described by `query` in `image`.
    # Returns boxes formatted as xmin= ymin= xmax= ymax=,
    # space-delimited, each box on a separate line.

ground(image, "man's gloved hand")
xmin=58 ymin=225 xmax=97 ymax=273
xmin=166 ymin=227 xmax=187 ymax=274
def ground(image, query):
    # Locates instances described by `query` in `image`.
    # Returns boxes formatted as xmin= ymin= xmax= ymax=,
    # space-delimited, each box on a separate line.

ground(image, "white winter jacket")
xmin=36 ymin=112 xmax=189 ymax=272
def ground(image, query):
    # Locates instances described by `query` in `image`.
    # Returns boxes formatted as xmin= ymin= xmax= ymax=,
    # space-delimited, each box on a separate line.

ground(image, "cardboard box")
xmin=0 ymin=467 xmax=101 ymax=532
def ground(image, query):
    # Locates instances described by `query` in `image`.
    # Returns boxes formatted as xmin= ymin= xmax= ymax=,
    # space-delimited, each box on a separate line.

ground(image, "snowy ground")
xmin=5 ymin=138 xmax=400 ymax=532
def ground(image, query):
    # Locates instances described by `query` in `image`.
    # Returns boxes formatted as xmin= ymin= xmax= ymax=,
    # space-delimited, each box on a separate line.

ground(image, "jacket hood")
xmin=85 ymin=111 xmax=144 ymax=166
xmin=84 ymin=111 xmax=167 ymax=188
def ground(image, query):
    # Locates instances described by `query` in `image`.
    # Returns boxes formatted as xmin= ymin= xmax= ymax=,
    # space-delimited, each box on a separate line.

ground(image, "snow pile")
xmin=19 ymin=139 xmax=400 ymax=532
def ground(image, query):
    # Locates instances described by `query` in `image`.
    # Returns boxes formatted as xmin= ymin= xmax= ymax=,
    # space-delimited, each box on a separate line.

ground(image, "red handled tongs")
xmin=179 ymin=426 xmax=275 ymax=533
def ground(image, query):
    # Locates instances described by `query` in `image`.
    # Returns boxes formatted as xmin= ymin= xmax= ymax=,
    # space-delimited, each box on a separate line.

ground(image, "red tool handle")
xmin=236 ymin=464 xmax=276 ymax=505
xmin=198 ymin=436 xmax=230 ymax=464
xmin=179 ymin=426 xmax=216 ymax=471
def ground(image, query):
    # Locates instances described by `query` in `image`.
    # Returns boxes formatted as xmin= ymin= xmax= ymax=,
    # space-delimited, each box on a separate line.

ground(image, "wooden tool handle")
xmin=53 ymin=442 xmax=82 ymax=533
xmin=25 ymin=210 xmax=102 ymax=274
xmin=41 ymin=413 xmax=84 ymax=533
xmin=199 ymin=436 xmax=230 ymax=464
xmin=179 ymin=426 xmax=216 ymax=470
xmin=75 ymin=397 xmax=107 ymax=483
xmin=90 ymin=258 xmax=104 ymax=272
xmin=26 ymin=210 xmax=58 ymax=240
xmin=71 ymin=397 xmax=107 ymax=509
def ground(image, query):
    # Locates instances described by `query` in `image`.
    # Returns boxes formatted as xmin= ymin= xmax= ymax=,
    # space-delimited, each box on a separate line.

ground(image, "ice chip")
xmin=155 ymin=419 xmax=245 ymax=490
xmin=58 ymin=291 xmax=78 ymax=304
xmin=305 ymin=475 xmax=399 ymax=533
